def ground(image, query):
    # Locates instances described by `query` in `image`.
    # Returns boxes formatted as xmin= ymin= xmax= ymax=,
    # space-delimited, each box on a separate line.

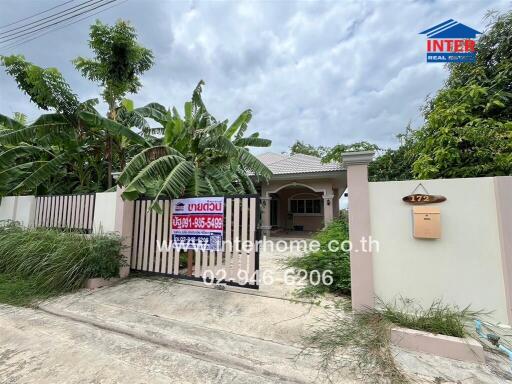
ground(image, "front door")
xmin=270 ymin=198 xmax=278 ymax=227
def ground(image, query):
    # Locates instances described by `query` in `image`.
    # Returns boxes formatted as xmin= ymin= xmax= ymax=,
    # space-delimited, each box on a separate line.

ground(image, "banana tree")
xmin=0 ymin=56 xmax=152 ymax=195
xmin=118 ymin=81 xmax=273 ymax=212
xmin=0 ymin=103 xmax=151 ymax=196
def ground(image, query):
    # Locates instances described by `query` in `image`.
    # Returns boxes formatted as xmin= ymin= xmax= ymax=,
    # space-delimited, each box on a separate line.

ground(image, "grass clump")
xmin=302 ymin=301 xmax=409 ymax=384
xmin=303 ymin=298 xmax=480 ymax=383
xmin=379 ymin=297 xmax=481 ymax=338
xmin=0 ymin=222 xmax=123 ymax=306
xmin=0 ymin=273 xmax=52 ymax=306
xmin=284 ymin=216 xmax=350 ymax=297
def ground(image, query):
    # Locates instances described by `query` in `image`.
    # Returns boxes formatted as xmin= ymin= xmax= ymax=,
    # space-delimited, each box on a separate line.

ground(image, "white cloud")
xmin=0 ymin=0 xmax=509 ymax=154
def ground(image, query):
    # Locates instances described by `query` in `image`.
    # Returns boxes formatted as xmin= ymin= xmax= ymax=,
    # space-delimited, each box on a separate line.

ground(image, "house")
xmin=253 ymin=152 xmax=346 ymax=236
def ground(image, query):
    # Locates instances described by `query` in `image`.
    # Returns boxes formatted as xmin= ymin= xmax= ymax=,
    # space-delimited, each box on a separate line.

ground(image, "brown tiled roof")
xmin=257 ymin=152 xmax=343 ymax=175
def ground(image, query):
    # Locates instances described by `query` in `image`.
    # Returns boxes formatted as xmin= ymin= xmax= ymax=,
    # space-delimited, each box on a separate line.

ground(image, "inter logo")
xmin=420 ymin=19 xmax=481 ymax=63
xmin=175 ymin=202 xmax=185 ymax=212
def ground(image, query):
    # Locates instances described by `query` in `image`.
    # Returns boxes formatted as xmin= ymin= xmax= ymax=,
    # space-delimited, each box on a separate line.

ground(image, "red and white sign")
xmin=171 ymin=197 xmax=224 ymax=250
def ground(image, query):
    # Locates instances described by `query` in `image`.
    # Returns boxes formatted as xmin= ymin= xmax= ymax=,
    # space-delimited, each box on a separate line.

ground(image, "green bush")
xmin=285 ymin=216 xmax=351 ymax=296
xmin=0 ymin=222 xmax=123 ymax=302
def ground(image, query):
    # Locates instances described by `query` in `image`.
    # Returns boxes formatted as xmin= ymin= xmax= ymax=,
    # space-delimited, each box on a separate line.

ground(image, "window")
xmin=290 ymin=198 xmax=322 ymax=214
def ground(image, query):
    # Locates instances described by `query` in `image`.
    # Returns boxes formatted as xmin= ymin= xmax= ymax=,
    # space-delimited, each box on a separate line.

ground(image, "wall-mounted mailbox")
xmin=413 ymin=206 xmax=441 ymax=239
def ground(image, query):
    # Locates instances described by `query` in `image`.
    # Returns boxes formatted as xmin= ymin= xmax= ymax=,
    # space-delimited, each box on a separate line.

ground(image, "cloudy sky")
xmin=0 ymin=0 xmax=509 ymax=154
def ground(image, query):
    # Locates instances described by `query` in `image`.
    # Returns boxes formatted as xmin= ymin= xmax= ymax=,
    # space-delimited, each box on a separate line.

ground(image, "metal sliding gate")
xmin=130 ymin=195 xmax=260 ymax=289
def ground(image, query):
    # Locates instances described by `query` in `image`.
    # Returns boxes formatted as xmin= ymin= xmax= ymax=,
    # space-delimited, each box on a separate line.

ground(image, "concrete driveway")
xmin=1 ymin=239 xmax=510 ymax=383
xmin=0 ymin=278 xmax=350 ymax=384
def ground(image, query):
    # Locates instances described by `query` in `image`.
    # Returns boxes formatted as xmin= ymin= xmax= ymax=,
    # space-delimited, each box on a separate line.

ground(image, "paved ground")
xmin=0 ymin=280 xmax=343 ymax=384
xmin=0 ymin=238 xmax=511 ymax=383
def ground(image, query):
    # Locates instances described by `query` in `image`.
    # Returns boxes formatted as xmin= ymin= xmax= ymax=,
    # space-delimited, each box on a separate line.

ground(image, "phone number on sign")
xmin=172 ymin=215 xmax=223 ymax=230
xmin=201 ymin=268 xmax=333 ymax=286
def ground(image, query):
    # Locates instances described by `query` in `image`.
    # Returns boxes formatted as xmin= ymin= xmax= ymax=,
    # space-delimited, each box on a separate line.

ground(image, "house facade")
xmin=254 ymin=152 xmax=346 ymax=236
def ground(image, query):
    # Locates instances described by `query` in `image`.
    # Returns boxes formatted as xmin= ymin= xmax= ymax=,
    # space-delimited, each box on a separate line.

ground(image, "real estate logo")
xmin=419 ymin=19 xmax=481 ymax=63
xmin=175 ymin=202 xmax=185 ymax=212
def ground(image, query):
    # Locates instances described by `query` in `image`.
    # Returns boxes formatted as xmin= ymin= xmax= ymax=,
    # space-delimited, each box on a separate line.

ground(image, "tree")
xmin=410 ymin=10 xmax=512 ymax=178
xmin=292 ymin=11 xmax=512 ymax=181
xmin=289 ymin=140 xmax=378 ymax=162
xmin=289 ymin=140 xmax=383 ymax=174
xmin=73 ymin=20 xmax=154 ymax=187
xmin=368 ymin=128 xmax=416 ymax=182
xmin=0 ymin=56 xmax=148 ymax=196
xmin=290 ymin=141 xmax=328 ymax=158
xmin=322 ymin=141 xmax=379 ymax=164
xmin=118 ymin=81 xmax=273 ymax=212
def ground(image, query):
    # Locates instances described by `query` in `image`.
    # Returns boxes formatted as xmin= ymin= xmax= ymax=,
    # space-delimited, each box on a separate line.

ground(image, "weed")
xmin=302 ymin=298 xmax=481 ymax=383
xmin=378 ymin=297 xmax=482 ymax=338
xmin=302 ymin=301 xmax=409 ymax=383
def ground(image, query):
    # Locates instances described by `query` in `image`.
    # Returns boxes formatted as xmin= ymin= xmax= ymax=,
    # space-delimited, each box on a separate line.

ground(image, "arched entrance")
xmin=266 ymin=184 xmax=328 ymax=234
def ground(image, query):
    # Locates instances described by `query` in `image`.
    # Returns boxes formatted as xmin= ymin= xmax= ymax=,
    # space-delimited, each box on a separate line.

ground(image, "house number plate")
xmin=402 ymin=194 xmax=446 ymax=204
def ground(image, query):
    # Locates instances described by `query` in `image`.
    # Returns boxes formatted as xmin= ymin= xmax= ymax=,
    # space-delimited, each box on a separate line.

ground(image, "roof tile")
xmin=257 ymin=152 xmax=343 ymax=175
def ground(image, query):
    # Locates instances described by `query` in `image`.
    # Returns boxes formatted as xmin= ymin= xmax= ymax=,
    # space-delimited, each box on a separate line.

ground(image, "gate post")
xmin=342 ymin=151 xmax=375 ymax=311
xmin=115 ymin=187 xmax=134 ymax=278
xmin=260 ymin=195 xmax=272 ymax=238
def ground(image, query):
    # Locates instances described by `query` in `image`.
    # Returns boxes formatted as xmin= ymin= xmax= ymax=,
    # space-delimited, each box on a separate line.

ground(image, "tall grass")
xmin=0 ymin=222 xmax=123 ymax=305
xmin=379 ymin=297 xmax=482 ymax=338
xmin=302 ymin=298 xmax=481 ymax=383
xmin=301 ymin=300 xmax=409 ymax=384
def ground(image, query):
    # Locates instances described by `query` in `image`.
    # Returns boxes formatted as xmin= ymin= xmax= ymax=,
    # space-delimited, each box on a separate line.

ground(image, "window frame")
xmin=288 ymin=195 xmax=323 ymax=216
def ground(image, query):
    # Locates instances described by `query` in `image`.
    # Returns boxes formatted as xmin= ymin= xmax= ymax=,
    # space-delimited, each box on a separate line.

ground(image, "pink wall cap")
xmin=391 ymin=327 xmax=485 ymax=363
xmin=341 ymin=151 xmax=375 ymax=167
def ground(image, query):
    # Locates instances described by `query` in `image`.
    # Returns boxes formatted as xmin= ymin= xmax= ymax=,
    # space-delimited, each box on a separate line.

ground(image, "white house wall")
xmin=369 ymin=177 xmax=509 ymax=324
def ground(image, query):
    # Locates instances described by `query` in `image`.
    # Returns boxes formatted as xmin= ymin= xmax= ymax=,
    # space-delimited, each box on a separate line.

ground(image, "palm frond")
xmin=237 ymin=147 xmax=272 ymax=179
xmin=185 ymin=166 xmax=211 ymax=197
xmin=233 ymin=137 xmax=272 ymax=148
xmin=149 ymin=160 xmax=195 ymax=212
xmin=236 ymin=170 xmax=257 ymax=194
xmin=122 ymin=154 xmax=186 ymax=200
xmin=225 ymin=109 xmax=252 ymax=139
xmin=10 ymin=153 xmax=67 ymax=193
xmin=0 ymin=145 xmax=51 ymax=168
xmin=133 ymin=102 xmax=168 ymax=125
xmin=0 ymin=113 xmax=70 ymax=145
xmin=202 ymin=135 xmax=237 ymax=157
xmin=79 ymin=111 xmax=149 ymax=146
xmin=149 ymin=127 xmax=165 ymax=135
xmin=118 ymin=145 xmax=184 ymax=187
xmin=0 ymin=125 xmax=37 ymax=145
xmin=0 ymin=113 xmax=25 ymax=130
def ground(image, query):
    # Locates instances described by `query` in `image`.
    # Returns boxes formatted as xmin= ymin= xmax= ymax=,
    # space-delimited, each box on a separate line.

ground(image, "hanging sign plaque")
xmin=402 ymin=194 xmax=446 ymax=205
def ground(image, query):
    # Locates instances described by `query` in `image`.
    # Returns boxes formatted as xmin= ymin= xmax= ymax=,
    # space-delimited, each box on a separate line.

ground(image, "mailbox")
xmin=413 ymin=206 xmax=441 ymax=239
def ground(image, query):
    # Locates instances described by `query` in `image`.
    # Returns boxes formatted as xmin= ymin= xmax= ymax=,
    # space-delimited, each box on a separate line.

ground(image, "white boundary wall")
xmin=0 ymin=196 xmax=36 ymax=227
xmin=92 ymin=192 xmax=117 ymax=233
xmin=369 ymin=177 xmax=509 ymax=324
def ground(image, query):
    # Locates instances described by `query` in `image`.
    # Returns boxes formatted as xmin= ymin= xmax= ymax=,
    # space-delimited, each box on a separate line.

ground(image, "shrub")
xmin=0 ymin=223 xmax=123 ymax=300
xmin=285 ymin=216 xmax=351 ymax=296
